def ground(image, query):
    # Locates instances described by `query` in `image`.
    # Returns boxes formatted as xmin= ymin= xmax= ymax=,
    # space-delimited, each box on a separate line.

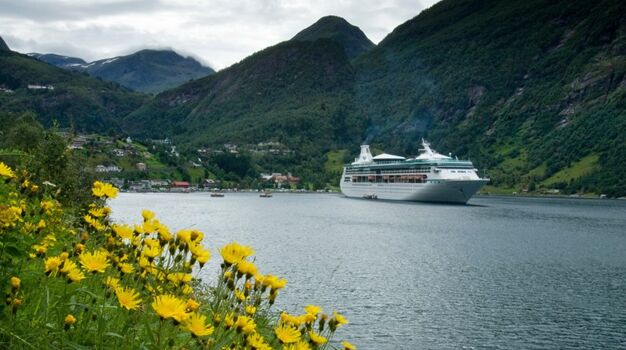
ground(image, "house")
xmin=112 ymin=149 xmax=125 ymax=157
xmin=94 ymin=165 xmax=122 ymax=173
xmin=128 ymin=180 xmax=151 ymax=192
xmin=288 ymin=175 xmax=300 ymax=185
xmin=170 ymin=181 xmax=190 ymax=193
xmin=265 ymin=172 xmax=301 ymax=187
xmin=135 ymin=163 xmax=147 ymax=171
xmin=204 ymin=179 xmax=221 ymax=189
xmin=150 ymin=179 xmax=170 ymax=188
xmin=69 ymin=136 xmax=88 ymax=149
xmin=28 ymin=84 xmax=55 ymax=90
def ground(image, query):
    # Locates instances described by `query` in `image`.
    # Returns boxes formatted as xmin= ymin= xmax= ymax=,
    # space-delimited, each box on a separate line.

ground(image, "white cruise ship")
xmin=340 ymin=140 xmax=489 ymax=204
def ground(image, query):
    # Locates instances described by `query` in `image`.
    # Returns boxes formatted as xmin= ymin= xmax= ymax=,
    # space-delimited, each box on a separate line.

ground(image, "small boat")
xmin=259 ymin=192 xmax=273 ymax=198
xmin=210 ymin=192 xmax=224 ymax=197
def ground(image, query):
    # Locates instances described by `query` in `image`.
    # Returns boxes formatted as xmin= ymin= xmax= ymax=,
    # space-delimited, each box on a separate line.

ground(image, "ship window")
xmin=344 ymin=177 xmax=350 ymax=182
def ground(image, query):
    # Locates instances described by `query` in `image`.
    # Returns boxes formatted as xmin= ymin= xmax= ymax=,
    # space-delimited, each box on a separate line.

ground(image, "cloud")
xmin=0 ymin=0 xmax=440 ymax=69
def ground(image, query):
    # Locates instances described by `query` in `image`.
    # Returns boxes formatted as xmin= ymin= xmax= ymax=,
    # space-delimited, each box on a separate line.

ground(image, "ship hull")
xmin=340 ymin=179 xmax=488 ymax=204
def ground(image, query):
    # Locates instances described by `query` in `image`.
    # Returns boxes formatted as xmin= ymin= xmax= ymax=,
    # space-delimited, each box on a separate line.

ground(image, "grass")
xmin=324 ymin=149 xmax=347 ymax=174
xmin=542 ymin=153 xmax=599 ymax=186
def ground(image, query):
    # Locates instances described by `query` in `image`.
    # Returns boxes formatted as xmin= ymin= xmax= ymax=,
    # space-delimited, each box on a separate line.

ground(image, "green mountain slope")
xmin=125 ymin=39 xmax=363 ymax=156
xmin=0 ymin=48 xmax=147 ymax=132
xmin=292 ymin=15 xmax=375 ymax=59
xmin=354 ymin=0 xmax=626 ymax=195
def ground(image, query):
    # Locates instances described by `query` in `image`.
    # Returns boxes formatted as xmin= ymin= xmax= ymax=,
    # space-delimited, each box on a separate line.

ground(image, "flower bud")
xmin=10 ymin=276 xmax=20 ymax=290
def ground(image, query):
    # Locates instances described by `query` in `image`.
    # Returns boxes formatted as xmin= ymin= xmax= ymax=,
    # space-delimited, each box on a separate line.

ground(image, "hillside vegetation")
xmin=354 ymin=0 xmax=626 ymax=196
xmin=0 ymin=49 xmax=146 ymax=132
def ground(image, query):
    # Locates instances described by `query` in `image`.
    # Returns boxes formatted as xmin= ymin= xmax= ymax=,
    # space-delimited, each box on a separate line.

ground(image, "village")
xmin=57 ymin=132 xmax=330 ymax=193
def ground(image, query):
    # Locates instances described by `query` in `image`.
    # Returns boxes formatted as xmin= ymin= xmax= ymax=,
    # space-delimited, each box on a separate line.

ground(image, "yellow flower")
xmin=0 ymin=206 xmax=22 ymax=228
xmin=142 ymin=220 xmax=158 ymax=233
xmin=186 ymin=298 xmax=200 ymax=312
xmin=10 ymin=276 xmax=20 ymax=289
xmin=0 ymin=162 xmax=16 ymax=178
xmin=142 ymin=243 xmax=162 ymax=259
xmin=247 ymin=333 xmax=271 ymax=350
xmin=157 ymin=224 xmax=172 ymax=241
xmin=115 ymin=286 xmax=142 ymax=310
xmin=64 ymin=314 xmax=77 ymax=325
xmin=333 ymin=311 xmax=349 ymax=327
xmin=300 ymin=313 xmax=316 ymax=324
xmin=235 ymin=290 xmax=247 ymax=302
xmin=167 ymin=272 xmax=192 ymax=285
xmin=219 ymin=242 xmax=254 ymax=265
xmin=245 ymin=305 xmax=257 ymax=315
xmin=283 ymin=341 xmax=312 ymax=350
xmin=234 ymin=315 xmax=256 ymax=334
xmin=88 ymin=207 xmax=108 ymax=218
xmin=44 ymin=257 xmax=63 ymax=274
xmin=181 ymin=284 xmax=193 ymax=295
xmin=83 ymin=214 xmax=105 ymax=231
xmin=141 ymin=209 xmax=155 ymax=221
xmin=104 ymin=276 xmax=120 ymax=290
xmin=308 ymin=331 xmax=327 ymax=345
xmin=60 ymin=259 xmax=78 ymax=274
xmin=66 ymin=268 xmax=86 ymax=283
xmin=189 ymin=243 xmax=210 ymax=264
xmin=79 ymin=251 xmax=109 ymax=273
xmin=237 ymin=260 xmax=258 ymax=277
xmin=304 ymin=305 xmax=322 ymax=316
xmin=342 ymin=341 xmax=356 ymax=350
xmin=40 ymin=200 xmax=59 ymax=214
xmin=280 ymin=312 xmax=303 ymax=327
xmin=263 ymin=275 xmax=287 ymax=290
xmin=119 ymin=262 xmax=134 ymax=274
xmin=182 ymin=312 xmax=214 ymax=337
xmin=151 ymin=294 xmax=188 ymax=322
xmin=91 ymin=181 xmax=118 ymax=198
xmin=275 ymin=325 xmax=301 ymax=344
xmin=224 ymin=312 xmax=235 ymax=328
xmin=112 ymin=224 xmax=134 ymax=240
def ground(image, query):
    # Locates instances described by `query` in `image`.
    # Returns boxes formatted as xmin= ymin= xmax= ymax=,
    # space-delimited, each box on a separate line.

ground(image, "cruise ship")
xmin=340 ymin=140 xmax=489 ymax=204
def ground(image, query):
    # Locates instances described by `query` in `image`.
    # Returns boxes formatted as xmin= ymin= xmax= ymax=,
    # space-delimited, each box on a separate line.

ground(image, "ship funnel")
xmin=353 ymin=145 xmax=373 ymax=164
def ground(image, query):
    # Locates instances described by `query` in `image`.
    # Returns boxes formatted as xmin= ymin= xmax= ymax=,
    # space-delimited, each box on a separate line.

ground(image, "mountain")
xmin=30 ymin=49 xmax=215 ymax=94
xmin=0 ymin=49 xmax=147 ymax=131
xmin=28 ymin=53 xmax=86 ymax=68
xmin=353 ymin=0 xmax=626 ymax=196
xmin=127 ymin=5 xmax=626 ymax=195
xmin=0 ymin=35 xmax=9 ymax=51
xmin=83 ymin=50 xmax=215 ymax=94
xmin=125 ymin=39 xmax=362 ymax=169
xmin=292 ymin=15 xmax=375 ymax=59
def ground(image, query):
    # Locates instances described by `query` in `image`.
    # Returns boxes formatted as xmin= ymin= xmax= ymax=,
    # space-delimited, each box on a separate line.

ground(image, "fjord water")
xmin=110 ymin=193 xmax=626 ymax=349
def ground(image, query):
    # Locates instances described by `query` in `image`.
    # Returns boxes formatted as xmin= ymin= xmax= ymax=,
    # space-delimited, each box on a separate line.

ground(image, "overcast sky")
xmin=0 ymin=0 xmax=439 ymax=70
